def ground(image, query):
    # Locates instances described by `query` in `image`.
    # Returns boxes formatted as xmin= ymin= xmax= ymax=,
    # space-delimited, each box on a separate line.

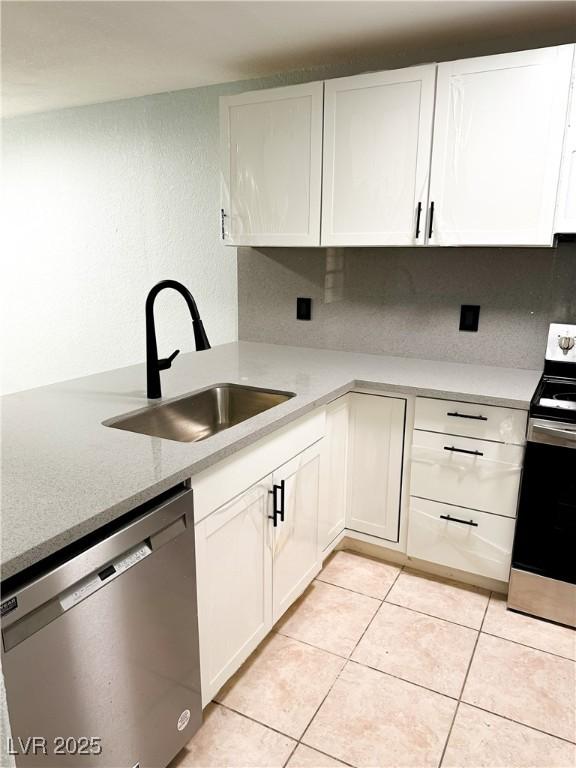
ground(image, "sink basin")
xmin=104 ymin=383 xmax=295 ymax=443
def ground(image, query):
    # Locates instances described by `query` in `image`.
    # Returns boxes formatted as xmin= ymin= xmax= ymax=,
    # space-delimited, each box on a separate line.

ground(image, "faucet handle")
xmin=158 ymin=349 xmax=180 ymax=371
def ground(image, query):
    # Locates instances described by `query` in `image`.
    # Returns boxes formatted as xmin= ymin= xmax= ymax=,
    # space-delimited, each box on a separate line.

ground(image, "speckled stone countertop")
xmin=1 ymin=341 xmax=541 ymax=580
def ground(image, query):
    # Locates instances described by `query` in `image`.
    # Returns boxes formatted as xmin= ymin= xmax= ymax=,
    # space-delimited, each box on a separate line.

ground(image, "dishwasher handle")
xmin=1 ymin=487 xmax=193 ymax=633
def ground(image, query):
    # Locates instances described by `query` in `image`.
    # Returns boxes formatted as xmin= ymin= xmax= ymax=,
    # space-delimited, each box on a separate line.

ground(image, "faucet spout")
xmin=145 ymin=280 xmax=211 ymax=399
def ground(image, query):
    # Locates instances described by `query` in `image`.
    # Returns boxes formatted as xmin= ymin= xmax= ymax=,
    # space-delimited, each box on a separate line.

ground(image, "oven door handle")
xmin=529 ymin=421 xmax=576 ymax=449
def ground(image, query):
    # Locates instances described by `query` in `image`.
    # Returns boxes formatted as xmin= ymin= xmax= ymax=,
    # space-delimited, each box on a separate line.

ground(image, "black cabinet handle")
xmin=268 ymin=480 xmax=285 ymax=526
xmin=440 ymin=514 xmax=478 ymax=527
xmin=220 ymin=209 xmax=227 ymax=240
xmin=415 ymin=202 xmax=422 ymax=239
xmin=428 ymin=201 xmax=435 ymax=239
xmin=443 ymin=446 xmax=484 ymax=457
xmin=447 ymin=411 xmax=488 ymax=422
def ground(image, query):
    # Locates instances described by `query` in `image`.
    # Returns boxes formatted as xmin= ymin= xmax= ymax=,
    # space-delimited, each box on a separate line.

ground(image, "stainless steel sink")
xmin=104 ymin=383 xmax=295 ymax=443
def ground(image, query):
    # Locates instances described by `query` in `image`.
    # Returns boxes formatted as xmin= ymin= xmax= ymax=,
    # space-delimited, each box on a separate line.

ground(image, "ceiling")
xmin=3 ymin=1 xmax=576 ymax=118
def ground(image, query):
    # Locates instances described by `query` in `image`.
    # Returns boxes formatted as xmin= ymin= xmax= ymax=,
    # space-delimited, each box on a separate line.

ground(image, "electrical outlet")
xmin=296 ymin=297 xmax=312 ymax=321
xmin=460 ymin=305 xmax=480 ymax=332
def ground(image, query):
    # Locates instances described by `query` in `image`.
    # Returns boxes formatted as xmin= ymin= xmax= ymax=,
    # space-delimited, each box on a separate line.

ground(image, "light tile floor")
xmin=171 ymin=551 xmax=576 ymax=768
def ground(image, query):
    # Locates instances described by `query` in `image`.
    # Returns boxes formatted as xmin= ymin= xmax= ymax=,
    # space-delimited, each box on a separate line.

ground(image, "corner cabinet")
xmin=321 ymin=65 xmax=436 ymax=246
xmin=346 ymin=393 xmax=406 ymax=542
xmin=428 ymin=46 xmax=574 ymax=246
xmin=219 ymin=82 xmax=323 ymax=246
xmin=319 ymin=395 xmax=349 ymax=551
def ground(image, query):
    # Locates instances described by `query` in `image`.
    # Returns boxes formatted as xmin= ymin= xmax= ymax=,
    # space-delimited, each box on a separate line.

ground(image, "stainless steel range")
xmin=508 ymin=323 xmax=576 ymax=627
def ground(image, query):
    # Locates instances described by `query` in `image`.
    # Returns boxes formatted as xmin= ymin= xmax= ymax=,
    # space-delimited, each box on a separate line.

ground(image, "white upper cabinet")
xmin=220 ymin=82 xmax=323 ymax=246
xmin=555 ymin=51 xmax=576 ymax=234
xmin=322 ymin=65 xmax=436 ymax=246
xmin=428 ymin=45 xmax=574 ymax=246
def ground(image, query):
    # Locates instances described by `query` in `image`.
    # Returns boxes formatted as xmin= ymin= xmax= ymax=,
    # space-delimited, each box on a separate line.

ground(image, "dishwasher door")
xmin=2 ymin=487 xmax=201 ymax=768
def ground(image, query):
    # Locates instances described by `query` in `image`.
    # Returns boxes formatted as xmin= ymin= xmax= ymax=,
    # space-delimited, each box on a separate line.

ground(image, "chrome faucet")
xmin=146 ymin=280 xmax=211 ymax=399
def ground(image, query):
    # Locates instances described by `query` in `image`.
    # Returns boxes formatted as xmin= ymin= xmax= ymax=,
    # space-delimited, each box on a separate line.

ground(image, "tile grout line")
xmin=384 ymin=596 xmax=486 ymax=631
xmin=480 ymin=628 xmax=576 ymax=663
xmin=315 ymin=574 xmax=400 ymax=602
xmin=437 ymin=589 xmax=492 ymax=768
xmin=215 ymin=701 xmax=304 ymax=744
xmin=287 ymin=565 xmax=407 ymax=767
xmin=464 ymin=702 xmax=576 ymax=747
xmin=272 ymin=628 xmax=351 ymax=662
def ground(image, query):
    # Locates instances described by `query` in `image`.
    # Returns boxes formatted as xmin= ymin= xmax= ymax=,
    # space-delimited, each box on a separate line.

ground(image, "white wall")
xmin=1 ymin=85 xmax=241 ymax=395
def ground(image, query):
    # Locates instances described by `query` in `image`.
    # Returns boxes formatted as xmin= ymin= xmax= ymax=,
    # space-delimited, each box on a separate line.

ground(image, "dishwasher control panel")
xmin=59 ymin=543 xmax=151 ymax=611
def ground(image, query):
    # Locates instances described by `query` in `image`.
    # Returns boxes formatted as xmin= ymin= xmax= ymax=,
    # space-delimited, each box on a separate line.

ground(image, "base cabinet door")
xmin=428 ymin=45 xmax=573 ymax=246
xmin=347 ymin=393 xmax=406 ymax=542
xmin=196 ymin=481 xmax=273 ymax=705
xmin=272 ymin=442 xmax=322 ymax=622
xmin=319 ymin=396 xmax=349 ymax=551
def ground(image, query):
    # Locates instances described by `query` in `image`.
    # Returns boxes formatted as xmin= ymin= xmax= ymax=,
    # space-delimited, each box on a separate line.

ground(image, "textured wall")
xmin=1 ymin=86 xmax=242 ymax=394
xmin=238 ymin=243 xmax=576 ymax=370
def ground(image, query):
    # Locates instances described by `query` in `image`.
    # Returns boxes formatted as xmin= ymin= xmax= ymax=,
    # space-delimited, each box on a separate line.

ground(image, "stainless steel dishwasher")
xmin=1 ymin=486 xmax=202 ymax=768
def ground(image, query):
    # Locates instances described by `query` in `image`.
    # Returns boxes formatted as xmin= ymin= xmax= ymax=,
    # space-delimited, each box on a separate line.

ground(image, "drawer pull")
xmin=440 ymin=514 xmax=479 ymax=527
xmin=443 ymin=446 xmax=484 ymax=457
xmin=447 ymin=411 xmax=488 ymax=421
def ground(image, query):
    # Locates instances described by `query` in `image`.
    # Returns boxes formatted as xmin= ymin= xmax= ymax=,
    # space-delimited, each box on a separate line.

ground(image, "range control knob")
xmin=558 ymin=335 xmax=576 ymax=354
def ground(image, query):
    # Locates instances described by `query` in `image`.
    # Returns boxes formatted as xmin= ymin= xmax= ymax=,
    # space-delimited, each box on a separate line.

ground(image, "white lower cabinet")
xmin=408 ymin=497 xmax=516 ymax=582
xmin=195 ymin=481 xmax=272 ymax=706
xmin=272 ymin=442 xmax=322 ymax=622
xmin=411 ymin=430 xmax=524 ymax=518
xmin=318 ymin=395 xmax=349 ymax=551
xmin=195 ymin=436 xmax=322 ymax=705
xmin=195 ymin=393 xmax=527 ymax=705
xmin=346 ymin=393 xmax=406 ymax=541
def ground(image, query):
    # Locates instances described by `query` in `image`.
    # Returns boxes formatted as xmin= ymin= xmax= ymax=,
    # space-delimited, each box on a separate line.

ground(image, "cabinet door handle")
xmin=220 ymin=209 xmax=227 ymax=240
xmin=428 ymin=201 xmax=435 ymax=239
xmin=443 ymin=446 xmax=484 ymax=457
xmin=447 ymin=411 xmax=488 ymax=422
xmin=268 ymin=480 xmax=285 ymax=526
xmin=415 ymin=202 xmax=422 ymax=239
xmin=440 ymin=514 xmax=478 ymax=527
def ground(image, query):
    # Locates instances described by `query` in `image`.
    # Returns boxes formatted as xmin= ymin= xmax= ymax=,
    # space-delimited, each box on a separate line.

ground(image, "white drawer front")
xmin=408 ymin=497 xmax=515 ymax=582
xmin=415 ymin=397 xmax=527 ymax=445
xmin=411 ymin=431 xmax=523 ymax=517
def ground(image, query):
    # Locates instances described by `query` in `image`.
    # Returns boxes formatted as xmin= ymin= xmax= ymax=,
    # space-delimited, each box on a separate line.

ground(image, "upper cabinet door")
xmin=220 ymin=82 xmax=323 ymax=247
xmin=554 ymin=51 xmax=576 ymax=234
xmin=428 ymin=45 xmax=574 ymax=246
xmin=321 ymin=65 xmax=436 ymax=246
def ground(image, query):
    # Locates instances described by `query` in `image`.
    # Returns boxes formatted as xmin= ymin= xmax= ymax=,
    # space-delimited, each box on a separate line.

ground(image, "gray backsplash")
xmin=238 ymin=242 xmax=576 ymax=370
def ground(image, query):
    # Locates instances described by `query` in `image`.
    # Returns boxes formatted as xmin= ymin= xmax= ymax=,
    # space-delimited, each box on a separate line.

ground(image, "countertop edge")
xmin=1 ymin=371 xmax=535 ymax=581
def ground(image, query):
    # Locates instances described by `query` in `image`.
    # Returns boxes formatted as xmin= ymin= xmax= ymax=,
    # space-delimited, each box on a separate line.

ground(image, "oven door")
xmin=512 ymin=424 xmax=576 ymax=586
